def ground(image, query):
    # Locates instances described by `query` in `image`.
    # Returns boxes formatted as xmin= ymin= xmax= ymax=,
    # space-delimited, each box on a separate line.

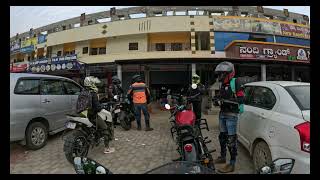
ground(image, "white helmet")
xmin=96 ymin=166 xmax=107 ymax=174
xmin=84 ymin=76 xmax=101 ymax=92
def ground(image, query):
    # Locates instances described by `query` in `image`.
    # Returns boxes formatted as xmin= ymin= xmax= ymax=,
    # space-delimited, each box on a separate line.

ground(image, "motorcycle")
xmin=62 ymin=103 xmax=114 ymax=164
xmin=112 ymin=95 xmax=135 ymax=131
xmin=72 ymin=156 xmax=295 ymax=174
xmin=165 ymin=84 xmax=214 ymax=170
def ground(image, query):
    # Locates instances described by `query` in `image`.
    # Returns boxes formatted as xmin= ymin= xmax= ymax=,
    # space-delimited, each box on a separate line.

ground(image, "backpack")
xmin=230 ymin=78 xmax=244 ymax=113
xmin=76 ymin=90 xmax=93 ymax=114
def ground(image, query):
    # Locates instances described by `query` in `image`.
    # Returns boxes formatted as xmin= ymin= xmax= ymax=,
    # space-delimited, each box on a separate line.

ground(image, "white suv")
xmin=238 ymin=81 xmax=310 ymax=174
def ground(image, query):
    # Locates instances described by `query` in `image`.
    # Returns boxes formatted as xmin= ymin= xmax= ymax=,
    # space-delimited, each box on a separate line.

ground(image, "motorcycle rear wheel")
xmin=63 ymin=130 xmax=89 ymax=164
xmin=119 ymin=111 xmax=131 ymax=131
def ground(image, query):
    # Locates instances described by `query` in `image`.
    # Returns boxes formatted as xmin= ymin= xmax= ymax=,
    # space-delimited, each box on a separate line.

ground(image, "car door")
xmin=239 ymin=86 xmax=277 ymax=150
xmin=62 ymin=80 xmax=82 ymax=113
xmin=40 ymin=78 xmax=71 ymax=131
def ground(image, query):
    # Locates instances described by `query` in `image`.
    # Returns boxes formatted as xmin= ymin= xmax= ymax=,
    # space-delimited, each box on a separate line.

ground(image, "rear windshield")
xmin=285 ymin=85 xmax=310 ymax=110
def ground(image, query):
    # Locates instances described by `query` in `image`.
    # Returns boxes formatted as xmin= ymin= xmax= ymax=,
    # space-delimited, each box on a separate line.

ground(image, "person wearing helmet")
xmin=82 ymin=76 xmax=115 ymax=154
xmin=186 ymin=74 xmax=206 ymax=122
xmin=127 ymin=74 xmax=153 ymax=131
xmin=213 ymin=61 xmax=244 ymax=173
xmin=108 ymin=75 xmax=124 ymax=126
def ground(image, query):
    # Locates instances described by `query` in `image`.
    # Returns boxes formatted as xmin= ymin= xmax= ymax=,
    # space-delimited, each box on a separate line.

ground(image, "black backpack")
xmin=76 ymin=90 xmax=92 ymax=114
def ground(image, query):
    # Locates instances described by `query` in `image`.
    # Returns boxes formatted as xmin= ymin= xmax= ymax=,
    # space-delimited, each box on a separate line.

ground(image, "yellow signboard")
xmin=21 ymin=37 xmax=38 ymax=48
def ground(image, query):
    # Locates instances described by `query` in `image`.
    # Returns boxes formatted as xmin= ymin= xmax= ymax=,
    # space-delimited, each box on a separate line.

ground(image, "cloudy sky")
xmin=10 ymin=6 xmax=310 ymax=37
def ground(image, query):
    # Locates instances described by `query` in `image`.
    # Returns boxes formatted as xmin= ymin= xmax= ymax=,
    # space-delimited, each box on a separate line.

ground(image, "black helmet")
xmin=112 ymin=76 xmax=121 ymax=85
xmin=132 ymin=74 xmax=142 ymax=83
xmin=214 ymin=61 xmax=235 ymax=83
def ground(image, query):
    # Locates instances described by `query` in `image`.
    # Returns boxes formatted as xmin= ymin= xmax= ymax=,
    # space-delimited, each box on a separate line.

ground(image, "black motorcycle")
xmin=166 ymin=92 xmax=215 ymax=170
xmin=72 ymin=156 xmax=295 ymax=174
xmin=62 ymin=102 xmax=113 ymax=164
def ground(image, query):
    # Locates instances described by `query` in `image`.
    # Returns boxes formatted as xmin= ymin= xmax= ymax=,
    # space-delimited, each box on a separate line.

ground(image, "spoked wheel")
xmin=63 ymin=130 xmax=89 ymax=164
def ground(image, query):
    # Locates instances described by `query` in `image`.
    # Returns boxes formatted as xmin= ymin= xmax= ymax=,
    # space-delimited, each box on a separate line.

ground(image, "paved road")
xmin=10 ymin=105 xmax=254 ymax=174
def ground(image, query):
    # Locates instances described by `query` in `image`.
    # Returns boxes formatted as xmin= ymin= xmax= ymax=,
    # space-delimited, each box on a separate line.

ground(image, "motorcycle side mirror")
xmin=113 ymin=95 xmax=118 ymax=100
xmin=191 ymin=84 xmax=197 ymax=89
xmin=259 ymin=158 xmax=295 ymax=174
xmin=165 ymin=104 xmax=171 ymax=110
xmin=73 ymin=157 xmax=110 ymax=174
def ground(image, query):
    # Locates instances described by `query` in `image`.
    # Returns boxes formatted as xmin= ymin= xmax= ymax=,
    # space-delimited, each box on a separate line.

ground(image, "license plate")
xmin=114 ymin=109 xmax=121 ymax=113
xmin=66 ymin=122 xmax=76 ymax=129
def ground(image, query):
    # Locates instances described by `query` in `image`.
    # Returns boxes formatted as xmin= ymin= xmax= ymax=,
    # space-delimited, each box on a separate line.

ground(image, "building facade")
xmin=10 ymin=6 xmax=310 ymax=98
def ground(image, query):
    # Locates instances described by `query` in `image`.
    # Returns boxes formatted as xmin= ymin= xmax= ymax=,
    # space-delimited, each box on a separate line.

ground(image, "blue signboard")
xmin=10 ymin=43 xmax=21 ymax=53
xmin=20 ymin=45 xmax=34 ymax=53
xmin=38 ymin=34 xmax=47 ymax=44
xmin=28 ymin=55 xmax=82 ymax=73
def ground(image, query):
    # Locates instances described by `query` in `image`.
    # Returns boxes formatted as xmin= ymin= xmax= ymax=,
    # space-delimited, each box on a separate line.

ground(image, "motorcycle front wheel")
xmin=63 ymin=130 xmax=90 ymax=164
xmin=119 ymin=111 xmax=131 ymax=131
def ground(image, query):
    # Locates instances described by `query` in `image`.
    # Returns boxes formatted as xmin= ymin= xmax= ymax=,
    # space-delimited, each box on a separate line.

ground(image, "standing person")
xmin=79 ymin=76 xmax=115 ymax=154
xmin=108 ymin=75 xmax=124 ymax=126
xmin=213 ymin=61 xmax=244 ymax=173
xmin=187 ymin=74 xmax=206 ymax=121
xmin=127 ymin=74 xmax=153 ymax=131
xmin=159 ymin=86 xmax=168 ymax=110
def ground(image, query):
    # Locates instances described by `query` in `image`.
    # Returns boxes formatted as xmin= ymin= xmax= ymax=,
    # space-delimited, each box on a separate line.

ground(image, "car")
xmin=10 ymin=73 xmax=83 ymax=150
xmin=237 ymin=81 xmax=310 ymax=174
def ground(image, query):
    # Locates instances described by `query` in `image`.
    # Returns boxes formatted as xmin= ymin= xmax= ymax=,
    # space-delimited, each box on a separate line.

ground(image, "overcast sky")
xmin=10 ymin=6 xmax=310 ymax=37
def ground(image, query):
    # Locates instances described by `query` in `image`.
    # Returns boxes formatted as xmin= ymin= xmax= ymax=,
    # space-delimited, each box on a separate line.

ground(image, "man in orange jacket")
xmin=127 ymin=74 xmax=153 ymax=131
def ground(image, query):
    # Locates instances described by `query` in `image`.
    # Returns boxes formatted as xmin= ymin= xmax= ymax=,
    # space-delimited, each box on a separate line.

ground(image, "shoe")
xmin=137 ymin=126 xmax=142 ymax=131
xmin=217 ymin=164 xmax=235 ymax=173
xmin=145 ymin=127 xmax=154 ymax=131
xmin=214 ymin=156 xmax=226 ymax=164
xmin=104 ymin=147 xmax=115 ymax=154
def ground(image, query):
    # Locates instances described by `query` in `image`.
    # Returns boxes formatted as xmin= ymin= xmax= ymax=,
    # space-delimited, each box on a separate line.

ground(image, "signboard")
xmin=10 ymin=63 xmax=28 ymax=72
xmin=20 ymin=45 xmax=34 ymax=53
xmin=38 ymin=34 xmax=47 ymax=44
xmin=225 ymin=41 xmax=310 ymax=62
xmin=213 ymin=17 xmax=310 ymax=39
xmin=280 ymin=24 xmax=310 ymax=39
xmin=10 ymin=43 xmax=20 ymax=52
xmin=28 ymin=55 xmax=81 ymax=73
xmin=21 ymin=37 xmax=38 ymax=48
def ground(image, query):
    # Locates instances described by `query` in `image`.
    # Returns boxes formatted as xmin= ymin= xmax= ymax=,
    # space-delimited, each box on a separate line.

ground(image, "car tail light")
xmin=184 ymin=144 xmax=193 ymax=152
xmin=294 ymin=121 xmax=310 ymax=153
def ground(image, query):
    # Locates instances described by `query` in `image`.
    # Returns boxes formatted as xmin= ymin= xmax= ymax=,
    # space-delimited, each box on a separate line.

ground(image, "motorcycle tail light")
xmin=184 ymin=144 xmax=193 ymax=152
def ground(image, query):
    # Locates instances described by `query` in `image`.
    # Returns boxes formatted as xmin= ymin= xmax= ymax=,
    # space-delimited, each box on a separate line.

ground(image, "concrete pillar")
xmin=117 ymin=64 xmax=122 ymax=86
xmin=192 ymin=63 xmax=196 ymax=82
xmin=261 ymin=64 xmax=266 ymax=81
xmin=291 ymin=66 xmax=295 ymax=81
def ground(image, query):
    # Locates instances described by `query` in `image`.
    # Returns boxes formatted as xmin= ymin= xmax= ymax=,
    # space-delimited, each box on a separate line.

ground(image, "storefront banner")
xmin=28 ymin=55 xmax=81 ymax=73
xmin=21 ymin=37 xmax=38 ymax=48
xmin=280 ymin=24 xmax=310 ymax=39
xmin=213 ymin=17 xmax=309 ymax=39
xmin=20 ymin=45 xmax=34 ymax=53
xmin=38 ymin=34 xmax=47 ymax=44
xmin=10 ymin=43 xmax=20 ymax=52
xmin=225 ymin=41 xmax=310 ymax=62
xmin=10 ymin=63 xmax=28 ymax=72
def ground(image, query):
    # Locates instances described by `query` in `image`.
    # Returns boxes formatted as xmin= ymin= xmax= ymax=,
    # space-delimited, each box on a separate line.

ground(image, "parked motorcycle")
xmin=62 ymin=103 xmax=113 ymax=164
xmin=72 ymin=156 xmax=295 ymax=174
xmin=165 ymin=84 xmax=215 ymax=170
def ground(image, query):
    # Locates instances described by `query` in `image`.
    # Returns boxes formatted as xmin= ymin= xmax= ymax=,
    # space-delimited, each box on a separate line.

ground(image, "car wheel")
xmin=252 ymin=141 xmax=272 ymax=173
xmin=25 ymin=122 xmax=48 ymax=150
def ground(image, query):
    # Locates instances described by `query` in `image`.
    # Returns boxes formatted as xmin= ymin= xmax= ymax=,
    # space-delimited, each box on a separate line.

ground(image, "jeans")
xmin=219 ymin=113 xmax=238 ymax=135
xmin=191 ymin=101 xmax=202 ymax=121
xmin=134 ymin=104 xmax=150 ymax=128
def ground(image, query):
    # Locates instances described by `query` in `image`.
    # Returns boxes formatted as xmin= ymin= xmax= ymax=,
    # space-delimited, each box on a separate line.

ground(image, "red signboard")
xmin=10 ymin=63 xmax=28 ymax=72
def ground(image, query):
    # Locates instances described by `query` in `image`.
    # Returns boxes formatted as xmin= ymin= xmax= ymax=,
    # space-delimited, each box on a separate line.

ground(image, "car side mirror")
xmin=73 ymin=157 xmax=110 ymax=174
xmin=259 ymin=158 xmax=295 ymax=174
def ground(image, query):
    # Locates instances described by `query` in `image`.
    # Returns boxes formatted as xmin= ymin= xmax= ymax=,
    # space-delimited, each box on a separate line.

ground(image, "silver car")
xmin=10 ymin=73 xmax=83 ymax=150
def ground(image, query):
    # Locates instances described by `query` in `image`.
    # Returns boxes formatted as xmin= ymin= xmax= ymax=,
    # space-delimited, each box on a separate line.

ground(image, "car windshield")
xmin=285 ymin=85 xmax=310 ymax=110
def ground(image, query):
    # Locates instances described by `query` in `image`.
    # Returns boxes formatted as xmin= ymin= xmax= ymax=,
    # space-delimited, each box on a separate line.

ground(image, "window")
xmin=62 ymin=26 xmax=66 ymax=30
xmin=171 ymin=43 xmax=182 ymax=51
xmin=28 ymin=56 xmax=31 ymax=61
xmin=129 ymin=42 xmax=138 ymax=50
xmin=63 ymin=81 xmax=81 ymax=95
xmin=196 ymin=32 xmax=210 ymax=50
xmin=243 ymin=86 xmax=254 ymax=105
xmin=90 ymin=48 xmax=98 ymax=55
xmin=83 ymin=47 xmax=88 ymax=54
xmin=99 ymin=47 xmax=106 ymax=54
xmin=14 ymin=79 xmax=40 ymax=95
xmin=293 ymin=19 xmax=297 ymax=23
xmin=248 ymin=34 xmax=268 ymax=42
xmin=248 ymin=86 xmax=276 ymax=110
xmin=41 ymin=79 xmax=64 ymax=95
xmin=57 ymin=51 xmax=62 ymax=57
xmin=285 ymin=85 xmax=310 ymax=110
xmin=88 ymin=20 xmax=93 ymax=25
xmin=156 ymin=43 xmax=165 ymax=51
